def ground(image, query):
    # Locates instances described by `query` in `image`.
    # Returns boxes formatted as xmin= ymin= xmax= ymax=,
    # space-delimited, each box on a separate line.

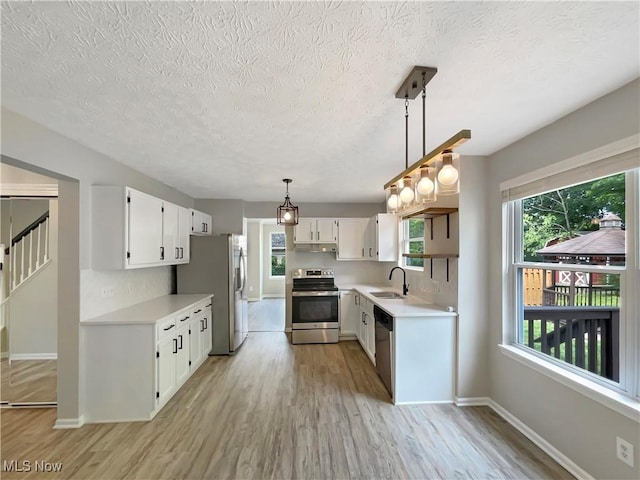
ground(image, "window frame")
xmin=402 ymin=217 xmax=425 ymax=271
xmin=504 ymin=167 xmax=640 ymax=404
xmin=269 ymin=231 xmax=286 ymax=278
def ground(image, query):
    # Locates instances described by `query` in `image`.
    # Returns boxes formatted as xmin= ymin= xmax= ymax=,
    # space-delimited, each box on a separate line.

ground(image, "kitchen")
xmin=1 ymin=2 xmax=639 ymax=480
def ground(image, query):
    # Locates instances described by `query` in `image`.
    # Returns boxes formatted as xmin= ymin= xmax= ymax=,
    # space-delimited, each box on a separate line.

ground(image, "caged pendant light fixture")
xmin=277 ymin=178 xmax=299 ymax=226
xmin=384 ymin=66 xmax=469 ymax=213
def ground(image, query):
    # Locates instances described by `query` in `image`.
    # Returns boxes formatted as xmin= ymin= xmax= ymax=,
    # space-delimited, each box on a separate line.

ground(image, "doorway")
xmin=1 ymin=164 xmax=59 ymax=406
xmin=246 ymin=219 xmax=285 ymax=332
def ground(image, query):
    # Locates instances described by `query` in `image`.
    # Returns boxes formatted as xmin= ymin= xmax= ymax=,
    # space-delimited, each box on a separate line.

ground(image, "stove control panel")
xmin=292 ymin=268 xmax=334 ymax=279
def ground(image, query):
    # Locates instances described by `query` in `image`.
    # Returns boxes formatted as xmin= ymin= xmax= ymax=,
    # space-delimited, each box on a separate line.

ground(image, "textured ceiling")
xmin=1 ymin=1 xmax=639 ymax=202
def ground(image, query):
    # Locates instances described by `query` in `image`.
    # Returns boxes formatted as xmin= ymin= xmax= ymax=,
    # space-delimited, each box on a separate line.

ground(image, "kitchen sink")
xmin=370 ymin=291 xmax=404 ymax=299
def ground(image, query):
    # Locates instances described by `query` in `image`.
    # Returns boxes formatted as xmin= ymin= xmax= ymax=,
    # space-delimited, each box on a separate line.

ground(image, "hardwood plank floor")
xmin=248 ymin=299 xmax=285 ymax=332
xmin=1 ymin=359 xmax=57 ymax=404
xmin=0 ymin=333 xmax=573 ymax=480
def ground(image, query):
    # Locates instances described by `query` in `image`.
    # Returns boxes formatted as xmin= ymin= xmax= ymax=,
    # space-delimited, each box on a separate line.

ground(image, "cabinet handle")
xmin=310 ymin=231 xmax=313 ymax=241
xmin=200 ymin=319 xmax=205 ymax=332
xmin=179 ymin=334 xmax=184 ymax=349
xmin=369 ymin=247 xmax=372 ymax=257
xmin=205 ymin=303 xmax=212 ymax=307
xmin=362 ymin=248 xmax=364 ymax=257
xmin=194 ymin=309 xmax=202 ymax=314
xmin=317 ymin=231 xmax=319 ymax=240
xmin=180 ymin=315 xmax=190 ymax=322
xmin=160 ymin=247 xmax=164 ymax=260
xmin=175 ymin=247 xmax=180 ymax=259
xmin=172 ymin=338 xmax=178 ymax=354
xmin=203 ymin=317 xmax=208 ymax=330
xmin=163 ymin=324 xmax=175 ymax=331
xmin=180 ymin=247 xmax=184 ymax=258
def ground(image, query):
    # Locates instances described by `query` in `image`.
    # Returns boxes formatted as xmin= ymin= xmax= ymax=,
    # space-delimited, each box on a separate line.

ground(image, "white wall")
xmin=246 ymin=220 xmax=262 ymax=301
xmin=1 ymin=107 xmax=194 ymax=424
xmin=262 ymin=223 xmax=285 ymax=297
xmin=487 ymin=78 xmax=640 ymax=479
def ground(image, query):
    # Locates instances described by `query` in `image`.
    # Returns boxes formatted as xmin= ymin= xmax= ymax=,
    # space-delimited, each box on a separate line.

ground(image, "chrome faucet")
xmin=389 ymin=266 xmax=409 ymax=296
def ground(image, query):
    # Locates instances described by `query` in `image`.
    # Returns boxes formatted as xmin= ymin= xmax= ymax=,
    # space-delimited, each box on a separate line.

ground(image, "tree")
xmin=523 ymin=173 xmax=625 ymax=261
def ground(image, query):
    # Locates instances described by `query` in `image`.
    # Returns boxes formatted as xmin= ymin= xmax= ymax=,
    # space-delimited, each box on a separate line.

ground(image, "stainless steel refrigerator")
xmin=177 ymin=234 xmax=248 ymax=355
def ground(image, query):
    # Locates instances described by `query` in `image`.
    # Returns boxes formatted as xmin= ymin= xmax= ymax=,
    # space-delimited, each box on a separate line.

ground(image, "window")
xmin=506 ymin=166 xmax=639 ymax=398
xmin=403 ymin=218 xmax=424 ymax=269
xmin=270 ymin=232 xmax=285 ymax=277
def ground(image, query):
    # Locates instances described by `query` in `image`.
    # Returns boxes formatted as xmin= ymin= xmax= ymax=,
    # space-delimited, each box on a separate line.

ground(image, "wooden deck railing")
xmin=523 ymin=306 xmax=619 ymax=381
xmin=542 ymin=285 xmax=620 ymax=307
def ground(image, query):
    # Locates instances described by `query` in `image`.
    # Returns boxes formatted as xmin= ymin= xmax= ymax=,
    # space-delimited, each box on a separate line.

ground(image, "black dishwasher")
xmin=374 ymin=305 xmax=393 ymax=396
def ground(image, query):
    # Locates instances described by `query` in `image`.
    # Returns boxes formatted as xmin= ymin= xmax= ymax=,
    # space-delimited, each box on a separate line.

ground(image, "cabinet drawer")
xmin=157 ymin=316 xmax=176 ymax=342
xmin=176 ymin=309 xmax=191 ymax=327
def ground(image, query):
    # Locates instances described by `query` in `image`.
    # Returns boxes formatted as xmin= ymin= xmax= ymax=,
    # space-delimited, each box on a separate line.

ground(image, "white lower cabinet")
xmin=357 ymin=296 xmax=376 ymax=365
xmin=81 ymin=294 xmax=213 ymax=424
xmin=339 ymin=291 xmax=358 ymax=336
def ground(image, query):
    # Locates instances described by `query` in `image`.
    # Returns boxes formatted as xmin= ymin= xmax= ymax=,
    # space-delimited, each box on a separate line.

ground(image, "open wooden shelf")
xmin=402 ymin=207 xmax=458 ymax=219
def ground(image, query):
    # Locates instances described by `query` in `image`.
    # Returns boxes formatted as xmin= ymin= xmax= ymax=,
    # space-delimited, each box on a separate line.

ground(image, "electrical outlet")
xmin=617 ymin=437 xmax=634 ymax=467
xmin=127 ymin=283 xmax=134 ymax=294
xmin=249 ymin=286 xmax=254 ymax=292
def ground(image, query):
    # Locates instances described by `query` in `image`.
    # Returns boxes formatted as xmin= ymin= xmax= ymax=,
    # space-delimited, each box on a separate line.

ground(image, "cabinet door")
xmin=177 ymin=207 xmax=191 ymax=262
xmin=337 ymin=219 xmax=367 ymax=260
xmin=176 ymin=323 xmax=190 ymax=385
xmin=201 ymin=212 xmax=212 ymax=235
xmin=190 ymin=317 xmax=202 ymax=367
xmin=128 ymin=189 xmax=164 ymax=266
xmin=339 ymin=292 xmax=358 ymax=335
xmin=366 ymin=312 xmax=376 ymax=364
xmin=200 ymin=313 xmax=212 ymax=358
xmin=294 ymin=218 xmax=315 ymax=243
xmin=316 ymin=218 xmax=337 ymax=243
xmin=364 ymin=217 xmax=376 ymax=259
xmin=376 ymin=214 xmax=398 ymax=262
xmin=357 ymin=305 xmax=367 ymax=350
xmin=163 ymin=202 xmax=180 ymax=263
xmin=157 ymin=335 xmax=177 ymax=404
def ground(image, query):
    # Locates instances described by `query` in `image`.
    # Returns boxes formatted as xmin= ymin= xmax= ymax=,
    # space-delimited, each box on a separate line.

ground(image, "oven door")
xmin=291 ymin=291 xmax=339 ymax=329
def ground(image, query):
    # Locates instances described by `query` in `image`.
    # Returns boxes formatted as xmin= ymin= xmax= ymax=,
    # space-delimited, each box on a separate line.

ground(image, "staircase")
xmin=7 ymin=211 xmax=50 ymax=291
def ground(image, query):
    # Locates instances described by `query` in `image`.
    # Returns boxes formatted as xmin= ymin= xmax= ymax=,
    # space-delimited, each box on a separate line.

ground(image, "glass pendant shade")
xmin=436 ymin=150 xmax=460 ymax=195
xmin=277 ymin=179 xmax=299 ymax=225
xmin=416 ymin=165 xmax=437 ymax=203
xmin=399 ymin=176 xmax=415 ymax=206
xmin=386 ymin=185 xmax=399 ymax=213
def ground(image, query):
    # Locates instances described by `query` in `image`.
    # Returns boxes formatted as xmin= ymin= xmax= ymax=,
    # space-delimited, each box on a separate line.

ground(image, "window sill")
xmin=498 ymin=344 xmax=640 ymax=422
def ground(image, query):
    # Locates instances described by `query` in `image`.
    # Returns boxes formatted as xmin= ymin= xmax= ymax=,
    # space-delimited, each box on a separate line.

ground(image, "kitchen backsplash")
xmin=81 ymin=267 xmax=172 ymax=320
xmin=388 ymin=258 xmax=458 ymax=309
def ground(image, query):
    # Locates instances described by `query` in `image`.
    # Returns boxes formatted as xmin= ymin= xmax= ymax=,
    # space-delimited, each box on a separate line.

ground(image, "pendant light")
xmin=415 ymin=71 xmax=437 ymax=204
xmin=398 ymin=96 xmax=415 ymax=207
xmin=383 ymin=65 xmax=470 ymax=208
xmin=277 ymin=178 xmax=299 ymax=225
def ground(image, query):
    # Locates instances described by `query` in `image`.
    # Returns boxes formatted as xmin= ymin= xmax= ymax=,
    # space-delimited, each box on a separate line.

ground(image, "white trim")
xmin=53 ymin=416 xmax=84 ymax=429
xmin=500 ymin=134 xmax=640 ymax=191
xmin=499 ymin=344 xmax=640 ymax=422
xmin=455 ymin=396 xmax=491 ymax=406
xmin=513 ymin=261 xmax=625 ymax=275
xmin=487 ymin=399 xmax=595 ymax=480
xmin=247 ymin=297 xmax=262 ymax=302
xmin=393 ymin=399 xmax=454 ymax=405
xmin=0 ymin=183 xmax=58 ymax=196
xmin=339 ymin=333 xmax=357 ymax=341
xmin=9 ymin=353 xmax=57 ymax=360
xmin=284 ymin=327 xmax=292 ymax=333
xmin=1 ymin=351 xmax=8 ymax=359
xmin=261 ymin=293 xmax=285 ymax=299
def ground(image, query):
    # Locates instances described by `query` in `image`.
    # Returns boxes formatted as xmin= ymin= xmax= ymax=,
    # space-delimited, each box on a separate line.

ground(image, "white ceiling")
xmin=1 ymin=1 xmax=638 ymax=203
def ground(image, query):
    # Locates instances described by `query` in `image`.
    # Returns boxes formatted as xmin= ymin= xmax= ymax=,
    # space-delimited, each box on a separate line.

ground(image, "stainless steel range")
xmin=291 ymin=268 xmax=339 ymax=344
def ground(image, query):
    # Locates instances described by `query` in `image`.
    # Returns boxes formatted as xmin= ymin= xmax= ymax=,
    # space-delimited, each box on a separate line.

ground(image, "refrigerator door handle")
xmin=239 ymin=247 xmax=247 ymax=292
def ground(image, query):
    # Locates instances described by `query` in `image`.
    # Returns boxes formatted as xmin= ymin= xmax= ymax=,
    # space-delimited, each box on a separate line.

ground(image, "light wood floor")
xmin=0 ymin=333 xmax=572 ymax=480
xmin=248 ymin=298 xmax=285 ymax=332
xmin=1 ymin=358 xmax=57 ymax=404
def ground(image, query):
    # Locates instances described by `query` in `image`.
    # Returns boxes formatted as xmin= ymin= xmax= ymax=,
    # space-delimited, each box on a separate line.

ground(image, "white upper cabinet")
xmin=365 ymin=213 xmax=398 ymax=262
xmin=92 ymin=186 xmax=192 ymax=269
xmin=190 ymin=209 xmax=212 ymax=235
xmin=336 ymin=218 xmax=368 ymax=260
xmin=294 ymin=218 xmax=337 ymax=243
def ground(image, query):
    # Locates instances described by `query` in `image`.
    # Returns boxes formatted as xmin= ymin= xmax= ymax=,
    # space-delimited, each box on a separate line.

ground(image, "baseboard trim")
xmin=262 ymin=294 xmax=285 ymax=299
xmin=455 ymin=396 xmax=491 ymax=407
xmin=248 ymin=297 xmax=261 ymax=302
xmin=54 ymin=416 xmax=84 ymax=429
xmin=393 ymin=400 xmax=454 ymax=405
xmin=284 ymin=327 xmax=292 ymax=333
xmin=487 ymin=399 xmax=594 ymax=480
xmin=1 ymin=351 xmax=8 ymax=359
xmin=339 ymin=333 xmax=357 ymax=341
xmin=10 ymin=353 xmax=57 ymax=360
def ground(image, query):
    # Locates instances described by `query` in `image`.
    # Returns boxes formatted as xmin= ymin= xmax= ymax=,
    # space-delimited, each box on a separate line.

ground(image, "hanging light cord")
xmin=422 ymin=72 xmax=426 ymax=157
xmin=405 ymin=95 xmax=409 ymax=169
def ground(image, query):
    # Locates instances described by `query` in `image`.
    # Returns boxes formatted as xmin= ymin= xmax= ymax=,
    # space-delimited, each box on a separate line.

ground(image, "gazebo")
xmin=536 ymin=213 xmax=624 ymax=306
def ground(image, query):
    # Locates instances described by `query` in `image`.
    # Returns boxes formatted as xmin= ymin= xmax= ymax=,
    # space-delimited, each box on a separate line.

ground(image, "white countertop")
xmin=82 ymin=294 xmax=213 ymax=326
xmin=338 ymin=284 xmax=456 ymax=318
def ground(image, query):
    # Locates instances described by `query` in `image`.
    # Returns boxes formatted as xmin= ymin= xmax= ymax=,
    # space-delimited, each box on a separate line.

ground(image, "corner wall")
xmin=486 ymin=78 xmax=640 ymax=479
